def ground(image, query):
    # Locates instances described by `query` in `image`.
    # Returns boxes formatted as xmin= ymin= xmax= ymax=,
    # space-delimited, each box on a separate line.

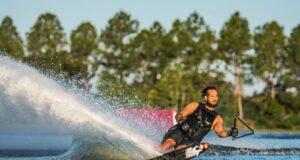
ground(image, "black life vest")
xmin=178 ymin=103 xmax=218 ymax=141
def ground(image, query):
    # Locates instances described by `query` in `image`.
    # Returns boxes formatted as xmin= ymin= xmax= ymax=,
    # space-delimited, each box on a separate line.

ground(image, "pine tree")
xmin=253 ymin=21 xmax=286 ymax=100
xmin=129 ymin=21 xmax=167 ymax=85
xmin=98 ymin=11 xmax=139 ymax=82
xmin=285 ymin=24 xmax=300 ymax=92
xmin=69 ymin=22 xmax=98 ymax=91
xmin=0 ymin=16 xmax=24 ymax=60
xmin=26 ymin=12 xmax=68 ymax=73
xmin=218 ymin=12 xmax=252 ymax=119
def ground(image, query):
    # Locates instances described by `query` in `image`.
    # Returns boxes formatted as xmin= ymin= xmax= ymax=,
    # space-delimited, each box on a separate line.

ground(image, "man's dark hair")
xmin=201 ymin=86 xmax=218 ymax=97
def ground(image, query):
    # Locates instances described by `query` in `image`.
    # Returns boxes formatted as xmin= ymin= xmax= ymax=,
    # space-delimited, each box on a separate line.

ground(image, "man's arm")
xmin=175 ymin=102 xmax=199 ymax=123
xmin=212 ymin=115 xmax=230 ymax=138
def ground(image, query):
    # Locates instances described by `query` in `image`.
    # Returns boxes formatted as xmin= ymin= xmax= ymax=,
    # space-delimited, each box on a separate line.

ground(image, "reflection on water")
xmin=194 ymin=132 xmax=300 ymax=160
xmin=202 ymin=132 xmax=300 ymax=149
xmin=256 ymin=133 xmax=300 ymax=139
xmin=196 ymin=154 xmax=300 ymax=160
xmin=0 ymin=132 xmax=300 ymax=159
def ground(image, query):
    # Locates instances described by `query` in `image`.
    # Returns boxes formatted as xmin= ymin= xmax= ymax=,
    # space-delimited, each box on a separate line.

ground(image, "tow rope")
xmin=232 ymin=115 xmax=255 ymax=140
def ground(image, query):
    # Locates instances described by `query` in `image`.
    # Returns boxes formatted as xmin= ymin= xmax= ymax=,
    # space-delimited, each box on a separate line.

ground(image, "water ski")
xmin=148 ymin=143 xmax=209 ymax=160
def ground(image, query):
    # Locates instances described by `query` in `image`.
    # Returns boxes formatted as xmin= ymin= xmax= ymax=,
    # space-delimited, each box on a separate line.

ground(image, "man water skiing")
xmin=159 ymin=86 xmax=238 ymax=151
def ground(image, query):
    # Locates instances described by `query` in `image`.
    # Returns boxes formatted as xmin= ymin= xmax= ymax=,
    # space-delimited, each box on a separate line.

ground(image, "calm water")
xmin=196 ymin=155 xmax=300 ymax=160
xmin=194 ymin=132 xmax=300 ymax=160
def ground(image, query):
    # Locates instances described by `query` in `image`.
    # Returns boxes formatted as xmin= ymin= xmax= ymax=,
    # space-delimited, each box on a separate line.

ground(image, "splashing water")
xmin=0 ymin=55 xmax=162 ymax=159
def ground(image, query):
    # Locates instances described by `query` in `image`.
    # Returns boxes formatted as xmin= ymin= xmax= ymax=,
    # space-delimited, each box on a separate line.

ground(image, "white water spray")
xmin=0 ymin=56 xmax=160 ymax=159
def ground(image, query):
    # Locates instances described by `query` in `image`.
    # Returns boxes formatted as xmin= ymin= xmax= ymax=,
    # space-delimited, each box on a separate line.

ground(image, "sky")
xmin=1 ymin=0 xmax=300 ymax=39
xmin=0 ymin=0 xmax=299 ymax=95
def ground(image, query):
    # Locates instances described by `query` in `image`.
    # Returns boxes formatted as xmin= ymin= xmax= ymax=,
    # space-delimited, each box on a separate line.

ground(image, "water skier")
xmin=159 ymin=86 xmax=238 ymax=151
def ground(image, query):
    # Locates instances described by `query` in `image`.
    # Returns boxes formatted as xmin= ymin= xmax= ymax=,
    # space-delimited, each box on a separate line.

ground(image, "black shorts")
xmin=161 ymin=124 xmax=199 ymax=148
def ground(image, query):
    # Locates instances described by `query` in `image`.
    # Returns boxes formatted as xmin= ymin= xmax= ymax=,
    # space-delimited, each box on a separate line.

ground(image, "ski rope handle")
xmin=232 ymin=115 xmax=255 ymax=140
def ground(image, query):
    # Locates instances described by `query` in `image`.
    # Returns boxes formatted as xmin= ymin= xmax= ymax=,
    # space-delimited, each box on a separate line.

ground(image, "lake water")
xmin=195 ymin=132 xmax=300 ymax=160
xmin=0 ymin=132 xmax=299 ymax=160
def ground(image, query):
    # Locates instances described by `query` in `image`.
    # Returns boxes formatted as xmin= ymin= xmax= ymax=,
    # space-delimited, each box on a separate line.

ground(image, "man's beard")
xmin=205 ymin=100 xmax=218 ymax=108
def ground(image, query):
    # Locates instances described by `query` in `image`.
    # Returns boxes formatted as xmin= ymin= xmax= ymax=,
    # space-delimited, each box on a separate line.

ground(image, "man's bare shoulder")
xmin=187 ymin=102 xmax=199 ymax=107
xmin=213 ymin=115 xmax=224 ymax=125
xmin=184 ymin=102 xmax=199 ymax=111
xmin=176 ymin=102 xmax=200 ymax=121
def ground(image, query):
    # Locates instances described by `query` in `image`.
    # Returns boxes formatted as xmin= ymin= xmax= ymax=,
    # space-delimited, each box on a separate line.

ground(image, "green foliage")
xmin=166 ymin=12 xmax=209 ymax=73
xmin=153 ymin=64 xmax=195 ymax=110
xmin=218 ymin=12 xmax=252 ymax=56
xmin=181 ymin=12 xmax=214 ymax=73
xmin=218 ymin=11 xmax=252 ymax=119
xmin=26 ymin=12 xmax=68 ymax=74
xmin=253 ymin=21 xmax=286 ymax=99
xmin=218 ymin=11 xmax=252 ymax=74
xmin=277 ymin=92 xmax=300 ymax=113
xmin=281 ymin=24 xmax=300 ymax=92
xmin=0 ymin=16 xmax=24 ymax=60
xmin=283 ymin=114 xmax=300 ymax=130
xmin=98 ymin=11 xmax=139 ymax=82
xmin=245 ymin=95 xmax=289 ymax=129
xmin=129 ymin=21 xmax=168 ymax=85
xmin=68 ymin=22 xmax=98 ymax=91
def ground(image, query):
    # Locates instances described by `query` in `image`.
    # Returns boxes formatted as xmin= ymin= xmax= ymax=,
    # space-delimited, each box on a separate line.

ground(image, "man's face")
xmin=204 ymin=89 xmax=218 ymax=107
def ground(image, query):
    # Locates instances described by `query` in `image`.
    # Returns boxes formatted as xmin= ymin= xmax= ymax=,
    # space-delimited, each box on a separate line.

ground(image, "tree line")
xmin=1 ymin=11 xmax=300 ymax=130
